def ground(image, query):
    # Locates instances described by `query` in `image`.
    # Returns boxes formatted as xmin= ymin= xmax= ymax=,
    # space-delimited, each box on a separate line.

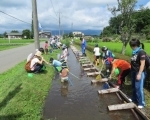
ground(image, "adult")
xmin=101 ymin=46 xmax=114 ymax=77
xmin=27 ymin=48 xmax=44 ymax=62
xmin=109 ymin=59 xmax=131 ymax=89
xmin=30 ymin=51 xmax=45 ymax=73
xmin=80 ymin=37 xmax=86 ymax=56
xmin=129 ymin=38 xmax=146 ymax=109
xmin=61 ymin=46 xmax=68 ymax=62
xmin=93 ymin=44 xmax=101 ymax=66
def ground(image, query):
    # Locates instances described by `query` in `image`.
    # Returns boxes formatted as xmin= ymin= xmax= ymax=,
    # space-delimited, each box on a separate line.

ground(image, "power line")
xmin=49 ymin=0 xmax=58 ymax=17
xmin=0 ymin=10 xmax=31 ymax=25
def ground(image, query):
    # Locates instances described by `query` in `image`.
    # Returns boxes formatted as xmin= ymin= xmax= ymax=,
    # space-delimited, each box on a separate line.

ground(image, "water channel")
xmin=42 ymin=48 xmax=142 ymax=120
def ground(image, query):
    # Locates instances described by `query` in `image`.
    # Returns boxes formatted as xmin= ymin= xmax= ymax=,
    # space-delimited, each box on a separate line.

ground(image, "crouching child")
xmin=60 ymin=66 xmax=69 ymax=82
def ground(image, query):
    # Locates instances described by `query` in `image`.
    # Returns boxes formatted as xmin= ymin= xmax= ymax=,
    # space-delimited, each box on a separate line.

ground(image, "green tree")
xmin=69 ymin=32 xmax=73 ymax=37
xmin=22 ymin=29 xmax=31 ymax=39
xmin=108 ymin=0 xmax=137 ymax=55
xmin=3 ymin=32 xmax=7 ymax=38
xmin=11 ymin=30 xmax=19 ymax=33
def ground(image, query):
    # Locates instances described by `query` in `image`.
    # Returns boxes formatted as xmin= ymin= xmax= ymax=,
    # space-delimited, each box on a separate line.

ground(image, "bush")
xmin=102 ymin=37 xmax=111 ymax=42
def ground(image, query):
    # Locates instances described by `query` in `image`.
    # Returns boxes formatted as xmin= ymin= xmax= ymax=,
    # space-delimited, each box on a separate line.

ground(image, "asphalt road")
xmin=0 ymin=42 xmax=44 ymax=74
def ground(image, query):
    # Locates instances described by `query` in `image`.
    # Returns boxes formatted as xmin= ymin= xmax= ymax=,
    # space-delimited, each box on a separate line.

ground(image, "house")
xmin=72 ymin=31 xmax=84 ymax=37
xmin=39 ymin=31 xmax=51 ymax=38
xmin=7 ymin=33 xmax=22 ymax=39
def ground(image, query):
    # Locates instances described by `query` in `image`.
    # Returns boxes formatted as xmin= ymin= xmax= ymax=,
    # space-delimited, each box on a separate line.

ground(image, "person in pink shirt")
xmin=44 ymin=41 xmax=49 ymax=55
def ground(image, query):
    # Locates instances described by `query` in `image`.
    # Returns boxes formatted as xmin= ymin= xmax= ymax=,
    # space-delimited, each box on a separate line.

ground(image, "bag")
xmin=25 ymin=60 xmax=32 ymax=72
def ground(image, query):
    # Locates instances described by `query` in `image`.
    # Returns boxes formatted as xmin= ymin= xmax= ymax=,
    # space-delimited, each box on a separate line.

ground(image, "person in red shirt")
xmin=44 ymin=41 xmax=49 ymax=55
xmin=109 ymin=59 xmax=131 ymax=89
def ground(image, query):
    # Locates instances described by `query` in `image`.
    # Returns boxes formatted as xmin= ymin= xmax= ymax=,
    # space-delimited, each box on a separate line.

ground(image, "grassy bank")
xmin=0 ymin=49 xmax=60 ymax=120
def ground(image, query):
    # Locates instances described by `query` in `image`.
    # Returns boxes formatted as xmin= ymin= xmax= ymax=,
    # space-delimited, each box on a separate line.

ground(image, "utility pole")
xmin=59 ymin=10 xmax=61 ymax=37
xmin=71 ymin=22 xmax=73 ymax=32
xmin=32 ymin=0 xmax=40 ymax=49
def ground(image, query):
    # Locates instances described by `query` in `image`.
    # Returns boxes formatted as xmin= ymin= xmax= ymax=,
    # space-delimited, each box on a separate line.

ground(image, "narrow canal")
xmin=42 ymin=48 xmax=140 ymax=120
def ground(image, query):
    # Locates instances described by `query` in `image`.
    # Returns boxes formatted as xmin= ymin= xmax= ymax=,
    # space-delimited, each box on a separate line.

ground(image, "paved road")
xmin=0 ymin=42 xmax=44 ymax=74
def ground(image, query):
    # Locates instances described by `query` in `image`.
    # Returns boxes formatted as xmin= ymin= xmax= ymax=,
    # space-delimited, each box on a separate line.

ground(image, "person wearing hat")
xmin=101 ymin=46 xmax=114 ymax=77
xmin=30 ymin=51 xmax=45 ymax=73
xmin=93 ymin=44 xmax=101 ymax=66
xmin=108 ymin=59 xmax=131 ymax=89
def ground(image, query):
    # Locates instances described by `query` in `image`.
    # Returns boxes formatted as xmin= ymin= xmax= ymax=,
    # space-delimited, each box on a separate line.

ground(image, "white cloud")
xmin=0 ymin=0 xmax=130 ymax=33
xmin=144 ymin=1 xmax=150 ymax=8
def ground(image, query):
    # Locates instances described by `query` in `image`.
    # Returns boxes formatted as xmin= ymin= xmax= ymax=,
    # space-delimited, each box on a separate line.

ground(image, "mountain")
xmin=50 ymin=29 xmax=101 ymax=36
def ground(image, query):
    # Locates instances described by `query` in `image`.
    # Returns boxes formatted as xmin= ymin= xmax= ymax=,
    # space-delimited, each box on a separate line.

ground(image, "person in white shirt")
xmin=30 ymin=51 xmax=45 ymax=73
xmin=61 ymin=46 xmax=68 ymax=62
xmin=93 ymin=44 xmax=101 ymax=66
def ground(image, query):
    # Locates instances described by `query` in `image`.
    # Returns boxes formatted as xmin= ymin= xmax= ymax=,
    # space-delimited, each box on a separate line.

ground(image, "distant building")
xmin=72 ymin=31 xmax=84 ymax=37
xmin=7 ymin=33 xmax=22 ymax=39
xmin=39 ymin=31 xmax=51 ymax=38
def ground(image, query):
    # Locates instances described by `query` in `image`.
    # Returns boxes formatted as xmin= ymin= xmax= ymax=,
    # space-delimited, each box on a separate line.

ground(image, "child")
xmin=60 ymin=66 xmax=69 ymax=82
xmin=93 ymin=44 xmax=101 ymax=66
xmin=101 ymin=46 xmax=114 ymax=77
xmin=44 ymin=41 xmax=49 ymax=55
xmin=109 ymin=59 xmax=131 ymax=89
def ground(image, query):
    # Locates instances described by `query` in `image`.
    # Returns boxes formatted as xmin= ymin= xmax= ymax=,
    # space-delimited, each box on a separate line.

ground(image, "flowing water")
xmin=42 ymin=48 xmax=143 ymax=120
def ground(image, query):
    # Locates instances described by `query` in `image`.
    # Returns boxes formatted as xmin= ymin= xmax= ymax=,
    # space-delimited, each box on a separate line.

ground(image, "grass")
xmin=0 ymin=38 xmax=47 ymax=51
xmin=0 ymin=49 xmax=60 ymax=120
xmin=88 ymin=42 xmax=150 ymax=56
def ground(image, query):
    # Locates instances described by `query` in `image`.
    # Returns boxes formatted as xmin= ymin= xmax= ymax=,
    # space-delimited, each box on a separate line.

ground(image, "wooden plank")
xmin=108 ymin=103 xmax=135 ymax=111
xmin=84 ymin=67 xmax=96 ymax=71
xmin=84 ymin=68 xmax=91 ymax=71
xmin=91 ymin=78 xmax=108 ymax=83
xmin=98 ymin=88 xmax=119 ymax=94
xmin=87 ymin=71 xmax=100 ymax=76
xmin=82 ymin=63 xmax=93 ymax=67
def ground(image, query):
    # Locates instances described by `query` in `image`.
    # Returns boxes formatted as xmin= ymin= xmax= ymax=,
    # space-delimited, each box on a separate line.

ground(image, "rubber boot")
xmin=97 ymin=59 xmax=99 ymax=65
xmin=95 ymin=61 xmax=97 ymax=66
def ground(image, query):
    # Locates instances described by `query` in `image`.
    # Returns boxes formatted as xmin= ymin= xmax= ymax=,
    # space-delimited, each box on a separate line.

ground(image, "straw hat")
xmin=35 ymin=51 xmax=42 ymax=57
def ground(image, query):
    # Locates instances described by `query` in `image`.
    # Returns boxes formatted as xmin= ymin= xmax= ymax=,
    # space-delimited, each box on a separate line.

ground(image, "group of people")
xmin=26 ymin=42 xmax=69 ymax=83
xmin=49 ymin=36 xmax=62 ymax=50
xmin=92 ymin=38 xmax=148 ymax=109
xmin=25 ymin=37 xmax=148 ymax=109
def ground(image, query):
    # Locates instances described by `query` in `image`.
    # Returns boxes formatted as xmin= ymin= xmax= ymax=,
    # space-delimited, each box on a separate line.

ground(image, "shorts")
xmin=95 ymin=56 xmax=100 ymax=60
xmin=45 ymin=48 xmax=48 ymax=52
xmin=61 ymin=77 xmax=68 ymax=82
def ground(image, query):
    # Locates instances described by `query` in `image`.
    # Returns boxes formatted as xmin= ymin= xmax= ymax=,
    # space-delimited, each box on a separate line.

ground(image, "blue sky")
xmin=0 ymin=0 xmax=150 ymax=34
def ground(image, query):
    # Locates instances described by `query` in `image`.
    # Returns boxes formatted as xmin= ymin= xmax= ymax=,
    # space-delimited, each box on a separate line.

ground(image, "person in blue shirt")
xmin=49 ymin=57 xmax=62 ymax=71
xmin=80 ymin=37 xmax=86 ymax=56
xmin=101 ymin=46 xmax=114 ymax=77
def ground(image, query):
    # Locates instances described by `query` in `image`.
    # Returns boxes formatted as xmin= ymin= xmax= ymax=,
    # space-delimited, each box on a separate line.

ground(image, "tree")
xmin=69 ymin=32 xmax=73 ymax=37
xmin=11 ymin=30 xmax=19 ymax=33
xmin=3 ymin=32 xmax=7 ymax=38
xmin=22 ymin=29 xmax=31 ymax=39
xmin=108 ymin=0 xmax=137 ymax=55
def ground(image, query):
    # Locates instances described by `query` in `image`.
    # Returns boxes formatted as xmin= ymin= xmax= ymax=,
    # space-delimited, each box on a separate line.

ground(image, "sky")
xmin=0 ymin=0 xmax=150 ymax=34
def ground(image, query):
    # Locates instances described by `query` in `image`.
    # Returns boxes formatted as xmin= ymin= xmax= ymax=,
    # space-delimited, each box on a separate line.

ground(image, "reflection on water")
xmin=61 ymin=82 xmax=69 ymax=97
xmin=42 ymin=48 xmax=141 ymax=120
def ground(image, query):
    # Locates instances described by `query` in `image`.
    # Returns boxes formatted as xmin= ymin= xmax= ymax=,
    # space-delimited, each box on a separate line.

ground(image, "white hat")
xmin=35 ymin=51 xmax=42 ymax=57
